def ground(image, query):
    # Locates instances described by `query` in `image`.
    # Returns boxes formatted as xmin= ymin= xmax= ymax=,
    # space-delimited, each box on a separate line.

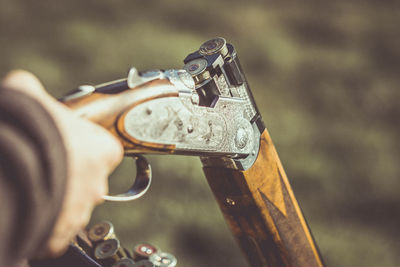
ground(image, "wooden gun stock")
xmin=203 ymin=129 xmax=324 ymax=267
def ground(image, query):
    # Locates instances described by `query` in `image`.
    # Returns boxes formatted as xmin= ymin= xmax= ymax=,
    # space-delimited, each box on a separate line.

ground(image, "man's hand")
xmin=2 ymin=70 xmax=124 ymax=257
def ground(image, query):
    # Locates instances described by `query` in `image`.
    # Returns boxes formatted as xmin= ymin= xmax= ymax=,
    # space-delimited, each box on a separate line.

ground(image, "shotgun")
xmin=61 ymin=37 xmax=324 ymax=267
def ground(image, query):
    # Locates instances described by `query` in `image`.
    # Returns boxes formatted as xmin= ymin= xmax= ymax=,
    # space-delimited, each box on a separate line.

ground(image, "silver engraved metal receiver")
xmin=183 ymin=37 xmax=265 ymax=170
xmin=123 ymin=36 xmax=265 ymax=167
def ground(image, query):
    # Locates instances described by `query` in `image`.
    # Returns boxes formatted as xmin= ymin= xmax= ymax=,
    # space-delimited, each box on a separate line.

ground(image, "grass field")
xmin=1 ymin=0 xmax=399 ymax=266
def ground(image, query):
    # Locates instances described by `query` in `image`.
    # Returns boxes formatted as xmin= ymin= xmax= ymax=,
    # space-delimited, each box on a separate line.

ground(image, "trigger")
xmin=102 ymin=154 xmax=152 ymax=202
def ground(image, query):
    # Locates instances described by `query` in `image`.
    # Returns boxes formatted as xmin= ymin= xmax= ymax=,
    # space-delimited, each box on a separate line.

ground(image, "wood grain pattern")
xmin=203 ymin=129 xmax=324 ymax=267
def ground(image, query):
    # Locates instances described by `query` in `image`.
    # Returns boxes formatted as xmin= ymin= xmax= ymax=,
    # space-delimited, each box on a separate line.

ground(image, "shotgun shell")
xmin=149 ymin=252 xmax=177 ymax=267
xmin=111 ymin=258 xmax=136 ymax=267
xmin=88 ymin=221 xmax=115 ymax=243
xmin=94 ymin=238 xmax=126 ymax=265
xmin=199 ymin=37 xmax=228 ymax=57
xmin=183 ymin=58 xmax=210 ymax=84
xmin=133 ymin=260 xmax=155 ymax=267
xmin=133 ymin=243 xmax=158 ymax=261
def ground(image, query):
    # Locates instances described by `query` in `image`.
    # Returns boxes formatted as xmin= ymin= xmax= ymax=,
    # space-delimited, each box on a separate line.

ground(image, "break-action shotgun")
xmin=61 ymin=37 xmax=324 ymax=267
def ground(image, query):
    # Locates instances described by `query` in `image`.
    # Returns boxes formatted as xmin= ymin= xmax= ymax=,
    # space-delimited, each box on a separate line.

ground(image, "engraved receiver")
xmin=61 ymin=37 xmax=262 ymax=201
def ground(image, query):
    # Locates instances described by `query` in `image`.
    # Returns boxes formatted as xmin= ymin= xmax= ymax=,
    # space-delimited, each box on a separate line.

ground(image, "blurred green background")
xmin=1 ymin=0 xmax=399 ymax=266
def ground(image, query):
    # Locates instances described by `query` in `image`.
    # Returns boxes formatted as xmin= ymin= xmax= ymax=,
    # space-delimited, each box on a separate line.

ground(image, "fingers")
xmin=95 ymin=125 xmax=124 ymax=171
xmin=73 ymin=119 xmax=124 ymax=172
xmin=88 ymin=127 xmax=122 ymax=204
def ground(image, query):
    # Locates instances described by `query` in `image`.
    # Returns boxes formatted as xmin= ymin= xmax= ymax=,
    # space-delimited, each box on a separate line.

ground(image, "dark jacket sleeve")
xmin=0 ymin=88 xmax=67 ymax=266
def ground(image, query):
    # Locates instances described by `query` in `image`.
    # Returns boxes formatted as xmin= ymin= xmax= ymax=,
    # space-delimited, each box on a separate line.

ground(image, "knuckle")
xmin=2 ymin=69 xmax=45 ymax=94
xmin=103 ymin=134 xmax=124 ymax=167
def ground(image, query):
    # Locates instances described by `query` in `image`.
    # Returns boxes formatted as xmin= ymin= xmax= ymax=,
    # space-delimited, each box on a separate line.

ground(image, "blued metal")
xmin=103 ymin=155 xmax=152 ymax=202
xmin=194 ymin=77 xmax=220 ymax=107
xmin=95 ymin=79 xmax=129 ymax=94
xmin=59 ymin=85 xmax=95 ymax=101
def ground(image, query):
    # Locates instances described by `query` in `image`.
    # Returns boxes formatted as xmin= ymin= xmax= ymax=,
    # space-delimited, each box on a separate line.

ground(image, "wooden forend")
xmin=203 ymin=129 xmax=324 ymax=267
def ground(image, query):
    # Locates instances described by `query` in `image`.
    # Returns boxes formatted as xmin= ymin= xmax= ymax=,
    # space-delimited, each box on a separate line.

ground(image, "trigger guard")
xmin=102 ymin=154 xmax=152 ymax=201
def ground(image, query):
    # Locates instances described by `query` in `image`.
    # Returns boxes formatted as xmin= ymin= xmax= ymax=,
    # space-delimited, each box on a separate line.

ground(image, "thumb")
xmin=2 ymin=70 xmax=48 ymax=98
